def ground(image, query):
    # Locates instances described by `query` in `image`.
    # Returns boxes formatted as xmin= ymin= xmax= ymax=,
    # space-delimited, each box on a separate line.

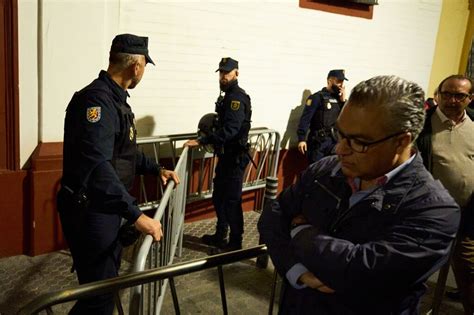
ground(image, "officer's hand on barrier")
xmin=184 ymin=139 xmax=200 ymax=147
xmin=160 ymin=169 xmax=180 ymax=186
xmin=135 ymin=214 xmax=163 ymax=242
xmin=297 ymin=141 xmax=307 ymax=154
xmin=298 ymin=271 xmax=335 ymax=294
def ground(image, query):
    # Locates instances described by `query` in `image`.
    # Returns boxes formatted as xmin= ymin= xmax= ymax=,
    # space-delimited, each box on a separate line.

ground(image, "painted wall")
xmin=19 ymin=0 xmax=443 ymax=166
xmin=428 ymin=0 xmax=471 ymax=96
xmin=18 ymin=0 xmax=38 ymax=168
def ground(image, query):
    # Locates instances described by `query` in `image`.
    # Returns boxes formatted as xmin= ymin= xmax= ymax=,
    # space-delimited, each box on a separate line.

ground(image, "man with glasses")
xmin=417 ymin=74 xmax=474 ymax=314
xmin=259 ymin=75 xmax=460 ymax=314
xmin=297 ymin=69 xmax=347 ymax=164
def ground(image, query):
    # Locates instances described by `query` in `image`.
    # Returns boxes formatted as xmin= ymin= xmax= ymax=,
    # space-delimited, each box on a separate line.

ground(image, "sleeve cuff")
xmin=290 ymin=224 xmax=312 ymax=238
xmin=127 ymin=205 xmax=143 ymax=223
xmin=286 ymin=263 xmax=309 ymax=289
xmin=198 ymin=136 xmax=208 ymax=145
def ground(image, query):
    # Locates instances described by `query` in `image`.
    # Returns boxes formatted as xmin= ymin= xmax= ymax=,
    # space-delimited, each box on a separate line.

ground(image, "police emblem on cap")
xmin=230 ymin=100 xmax=240 ymax=111
xmin=86 ymin=107 xmax=101 ymax=123
xmin=326 ymin=102 xmax=332 ymax=109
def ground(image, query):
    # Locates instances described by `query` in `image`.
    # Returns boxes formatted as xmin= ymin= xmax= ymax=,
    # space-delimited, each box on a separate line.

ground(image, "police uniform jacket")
xmin=199 ymin=80 xmax=251 ymax=155
xmin=297 ymin=87 xmax=343 ymax=142
xmin=258 ymin=154 xmax=460 ymax=314
xmin=61 ymin=70 xmax=162 ymax=222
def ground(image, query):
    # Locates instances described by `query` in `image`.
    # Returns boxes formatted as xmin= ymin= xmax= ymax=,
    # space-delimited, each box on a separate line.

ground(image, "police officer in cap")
xmin=58 ymin=33 xmax=179 ymax=314
xmin=297 ymin=69 xmax=347 ymax=163
xmin=185 ymin=57 xmax=252 ymax=252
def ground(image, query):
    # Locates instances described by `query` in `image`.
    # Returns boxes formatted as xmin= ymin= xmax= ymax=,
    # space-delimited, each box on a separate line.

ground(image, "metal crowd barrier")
xmin=18 ymin=246 xmax=268 ymax=315
xmin=17 ymin=127 xmax=281 ymax=315
xmin=131 ymin=128 xmax=280 ymax=314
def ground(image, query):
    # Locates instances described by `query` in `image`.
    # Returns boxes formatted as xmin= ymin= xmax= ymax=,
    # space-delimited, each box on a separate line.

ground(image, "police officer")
xmin=185 ymin=57 xmax=252 ymax=252
xmin=57 ymin=34 xmax=179 ymax=314
xmin=297 ymin=69 xmax=347 ymax=164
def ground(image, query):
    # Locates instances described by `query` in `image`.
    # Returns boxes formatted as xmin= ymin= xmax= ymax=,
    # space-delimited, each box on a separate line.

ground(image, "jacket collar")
xmin=329 ymin=153 xmax=423 ymax=213
xmin=363 ymin=154 xmax=423 ymax=213
xmin=98 ymin=70 xmax=129 ymax=103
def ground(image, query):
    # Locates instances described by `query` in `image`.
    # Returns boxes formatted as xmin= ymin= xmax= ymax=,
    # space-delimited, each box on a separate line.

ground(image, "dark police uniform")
xmin=57 ymin=34 xmax=160 ymax=315
xmin=258 ymin=155 xmax=460 ymax=314
xmin=297 ymin=87 xmax=344 ymax=164
xmin=199 ymin=58 xmax=251 ymax=250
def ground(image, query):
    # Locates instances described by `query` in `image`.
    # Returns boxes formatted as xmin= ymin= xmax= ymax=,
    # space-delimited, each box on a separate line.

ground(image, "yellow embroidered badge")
xmin=86 ymin=107 xmax=101 ymax=123
xmin=231 ymin=100 xmax=240 ymax=111
xmin=306 ymin=99 xmax=312 ymax=106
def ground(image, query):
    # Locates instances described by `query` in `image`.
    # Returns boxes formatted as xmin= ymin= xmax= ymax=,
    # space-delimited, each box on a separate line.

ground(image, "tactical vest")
xmin=110 ymin=100 xmax=138 ymax=190
xmin=62 ymin=82 xmax=138 ymax=192
xmin=310 ymin=91 xmax=341 ymax=132
xmin=215 ymin=88 xmax=252 ymax=152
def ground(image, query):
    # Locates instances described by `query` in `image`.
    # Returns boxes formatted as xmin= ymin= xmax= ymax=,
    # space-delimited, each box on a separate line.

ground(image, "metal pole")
xmin=268 ymin=269 xmax=279 ymax=315
xmin=217 ymin=266 xmax=228 ymax=315
xmin=256 ymin=176 xmax=278 ymax=268
xmin=168 ymin=277 xmax=181 ymax=315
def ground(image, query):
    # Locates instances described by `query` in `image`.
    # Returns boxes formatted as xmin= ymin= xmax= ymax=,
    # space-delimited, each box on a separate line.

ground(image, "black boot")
xmin=213 ymin=234 xmax=242 ymax=254
xmin=202 ymin=228 xmax=228 ymax=248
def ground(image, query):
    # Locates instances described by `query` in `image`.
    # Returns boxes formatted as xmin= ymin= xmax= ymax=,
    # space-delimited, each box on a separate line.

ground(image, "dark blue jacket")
xmin=61 ymin=70 xmax=161 ymax=222
xmin=199 ymin=80 xmax=251 ymax=155
xmin=297 ymin=88 xmax=343 ymax=142
xmin=258 ymin=154 xmax=460 ymax=314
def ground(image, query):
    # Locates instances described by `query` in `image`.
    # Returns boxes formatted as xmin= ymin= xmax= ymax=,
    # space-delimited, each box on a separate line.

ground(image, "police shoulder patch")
xmin=86 ymin=106 xmax=101 ymax=123
xmin=306 ymin=98 xmax=312 ymax=106
xmin=230 ymin=100 xmax=240 ymax=111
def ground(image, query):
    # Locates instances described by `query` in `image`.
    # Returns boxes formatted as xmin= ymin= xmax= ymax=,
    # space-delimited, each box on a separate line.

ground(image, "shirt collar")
xmin=333 ymin=153 xmax=416 ymax=193
xmin=436 ymin=106 xmax=466 ymax=126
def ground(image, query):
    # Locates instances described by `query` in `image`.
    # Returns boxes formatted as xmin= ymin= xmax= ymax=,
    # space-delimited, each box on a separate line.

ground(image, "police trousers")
xmin=212 ymin=152 xmax=250 ymax=242
xmin=307 ymin=136 xmax=337 ymax=164
xmin=57 ymin=191 xmax=122 ymax=315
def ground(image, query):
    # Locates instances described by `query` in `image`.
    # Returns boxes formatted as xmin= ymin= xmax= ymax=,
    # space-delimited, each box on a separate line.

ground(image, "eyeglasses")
xmin=337 ymin=130 xmax=406 ymax=153
xmin=439 ymin=91 xmax=471 ymax=102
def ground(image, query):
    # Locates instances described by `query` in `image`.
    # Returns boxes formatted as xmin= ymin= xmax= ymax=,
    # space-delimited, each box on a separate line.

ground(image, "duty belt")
xmin=314 ymin=127 xmax=335 ymax=138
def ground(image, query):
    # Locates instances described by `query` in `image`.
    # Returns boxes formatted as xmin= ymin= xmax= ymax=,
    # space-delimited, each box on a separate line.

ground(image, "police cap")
xmin=327 ymin=69 xmax=348 ymax=81
xmin=110 ymin=34 xmax=155 ymax=65
xmin=215 ymin=57 xmax=239 ymax=72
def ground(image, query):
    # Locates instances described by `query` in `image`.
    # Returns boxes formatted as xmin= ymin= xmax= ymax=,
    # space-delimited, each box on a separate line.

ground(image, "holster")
xmin=118 ymin=223 xmax=141 ymax=247
xmin=57 ymin=185 xmax=90 ymax=213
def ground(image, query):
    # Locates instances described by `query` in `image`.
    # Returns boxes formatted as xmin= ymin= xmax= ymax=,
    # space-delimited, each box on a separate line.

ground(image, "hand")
xmin=298 ymin=271 xmax=335 ymax=294
xmin=339 ymin=85 xmax=346 ymax=102
xmin=291 ymin=214 xmax=307 ymax=227
xmin=160 ymin=169 xmax=180 ymax=186
xmin=184 ymin=139 xmax=200 ymax=147
xmin=134 ymin=214 xmax=163 ymax=242
xmin=297 ymin=141 xmax=307 ymax=154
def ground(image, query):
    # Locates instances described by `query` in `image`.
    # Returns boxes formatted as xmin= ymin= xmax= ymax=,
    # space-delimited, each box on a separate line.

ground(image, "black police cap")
xmin=327 ymin=69 xmax=348 ymax=81
xmin=215 ymin=57 xmax=239 ymax=72
xmin=110 ymin=34 xmax=155 ymax=65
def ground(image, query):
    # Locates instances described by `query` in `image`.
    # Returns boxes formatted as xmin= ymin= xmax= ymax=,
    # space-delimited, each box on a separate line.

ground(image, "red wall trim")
xmin=299 ymin=0 xmax=374 ymax=19
xmin=0 ymin=170 xmax=27 ymax=257
xmin=28 ymin=142 xmax=65 ymax=256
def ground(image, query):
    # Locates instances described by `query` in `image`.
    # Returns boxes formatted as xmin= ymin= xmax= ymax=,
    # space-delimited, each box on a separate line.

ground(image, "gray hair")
xmin=348 ymin=75 xmax=425 ymax=141
xmin=109 ymin=52 xmax=142 ymax=71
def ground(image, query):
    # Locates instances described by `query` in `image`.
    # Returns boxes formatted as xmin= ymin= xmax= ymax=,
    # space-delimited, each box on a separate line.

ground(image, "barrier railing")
xmin=17 ymin=246 xmax=268 ymax=315
xmin=17 ymin=127 xmax=281 ymax=315
xmin=131 ymin=128 xmax=280 ymax=314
